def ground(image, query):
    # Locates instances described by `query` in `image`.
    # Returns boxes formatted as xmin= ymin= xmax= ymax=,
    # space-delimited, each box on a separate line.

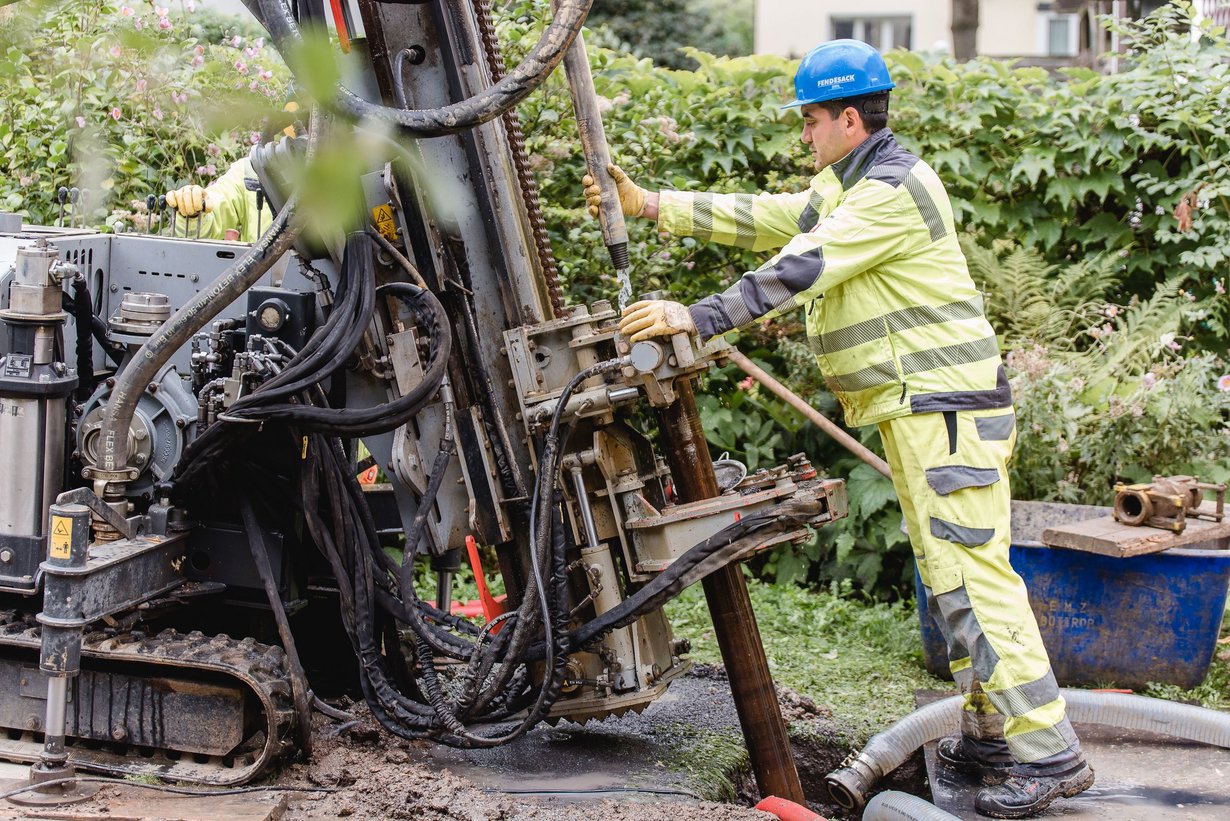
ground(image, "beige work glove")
xmin=165 ymin=184 xmax=213 ymax=217
xmin=583 ymin=163 xmax=646 ymax=218
xmin=619 ymin=300 xmax=696 ymax=343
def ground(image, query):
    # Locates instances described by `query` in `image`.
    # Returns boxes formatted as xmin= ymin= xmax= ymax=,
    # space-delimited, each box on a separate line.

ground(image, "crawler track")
xmin=0 ymin=611 xmax=297 ymax=785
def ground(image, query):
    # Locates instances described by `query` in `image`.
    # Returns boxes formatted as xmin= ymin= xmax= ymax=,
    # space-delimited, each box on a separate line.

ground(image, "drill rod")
xmin=561 ymin=28 xmax=633 ymax=309
xmin=655 ymin=377 xmax=805 ymax=804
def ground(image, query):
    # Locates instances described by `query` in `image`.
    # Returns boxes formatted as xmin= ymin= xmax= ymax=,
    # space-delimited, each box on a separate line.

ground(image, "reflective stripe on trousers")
xmin=878 ymin=408 xmax=1081 ymax=764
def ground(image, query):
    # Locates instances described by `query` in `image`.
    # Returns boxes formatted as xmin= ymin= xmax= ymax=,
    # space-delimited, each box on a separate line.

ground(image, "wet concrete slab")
xmin=922 ymin=694 xmax=1230 ymax=820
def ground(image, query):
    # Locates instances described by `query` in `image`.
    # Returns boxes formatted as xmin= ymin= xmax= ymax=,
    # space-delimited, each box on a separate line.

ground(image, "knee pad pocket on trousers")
xmin=927 ymin=559 xmax=963 ymax=596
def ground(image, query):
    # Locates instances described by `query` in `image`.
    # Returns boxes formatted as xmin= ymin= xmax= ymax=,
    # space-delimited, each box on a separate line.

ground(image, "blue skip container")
xmin=916 ymin=501 xmax=1230 ymax=690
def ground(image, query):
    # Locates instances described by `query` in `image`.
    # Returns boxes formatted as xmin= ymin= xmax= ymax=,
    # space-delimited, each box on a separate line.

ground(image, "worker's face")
xmin=800 ymin=103 xmax=861 ymax=171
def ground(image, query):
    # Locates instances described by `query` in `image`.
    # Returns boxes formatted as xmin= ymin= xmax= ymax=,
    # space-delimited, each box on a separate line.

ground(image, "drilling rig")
xmin=0 ymin=0 xmax=845 ymax=804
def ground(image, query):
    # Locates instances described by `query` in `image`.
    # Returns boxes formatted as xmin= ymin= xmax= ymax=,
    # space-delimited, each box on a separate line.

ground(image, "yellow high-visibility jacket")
xmin=190 ymin=157 xmax=274 ymax=243
xmin=660 ymin=129 xmax=1010 ymax=428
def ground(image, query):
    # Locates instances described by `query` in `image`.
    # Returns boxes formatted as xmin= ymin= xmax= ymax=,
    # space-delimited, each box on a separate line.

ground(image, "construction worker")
xmin=164 ymin=102 xmax=300 ymax=242
xmin=590 ymin=39 xmax=1094 ymax=819
xmin=165 ymin=156 xmax=272 ymax=242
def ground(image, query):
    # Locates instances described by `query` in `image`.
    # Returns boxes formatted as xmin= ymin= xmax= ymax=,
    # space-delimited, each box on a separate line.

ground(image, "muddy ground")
xmin=275 ymin=665 xmax=926 ymax=821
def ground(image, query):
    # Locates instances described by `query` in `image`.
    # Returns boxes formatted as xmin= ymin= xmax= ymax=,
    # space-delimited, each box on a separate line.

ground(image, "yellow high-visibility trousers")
xmin=879 ymin=408 xmax=1080 ymax=765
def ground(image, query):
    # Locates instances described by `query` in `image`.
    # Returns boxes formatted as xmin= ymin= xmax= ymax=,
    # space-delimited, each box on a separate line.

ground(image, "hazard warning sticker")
xmin=371 ymin=203 xmax=399 ymax=242
xmin=49 ymin=516 xmax=72 ymax=559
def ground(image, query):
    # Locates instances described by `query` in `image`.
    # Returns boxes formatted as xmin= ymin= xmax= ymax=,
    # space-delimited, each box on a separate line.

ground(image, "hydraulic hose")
xmin=864 ymin=791 xmax=962 ymax=821
xmin=93 ymin=198 xmax=300 ymax=484
xmin=255 ymin=0 xmax=593 ymax=137
xmin=68 ymin=280 xmax=95 ymax=401
xmin=825 ymin=689 xmax=1230 ymax=811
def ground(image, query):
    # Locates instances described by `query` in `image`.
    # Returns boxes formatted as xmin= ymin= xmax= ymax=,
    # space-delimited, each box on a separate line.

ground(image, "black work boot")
xmin=974 ymin=760 xmax=1095 ymax=818
xmin=936 ymin=736 xmax=1013 ymax=785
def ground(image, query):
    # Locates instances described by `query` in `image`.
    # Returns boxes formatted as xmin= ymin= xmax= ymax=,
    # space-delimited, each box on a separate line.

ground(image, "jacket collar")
xmin=829 ymin=128 xmax=898 ymax=190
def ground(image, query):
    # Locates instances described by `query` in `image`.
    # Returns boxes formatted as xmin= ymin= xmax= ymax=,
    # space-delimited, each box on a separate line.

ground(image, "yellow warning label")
xmin=49 ymin=516 xmax=72 ymax=560
xmin=301 ymin=436 xmax=309 ymax=460
xmin=371 ymin=204 xmax=399 ymax=242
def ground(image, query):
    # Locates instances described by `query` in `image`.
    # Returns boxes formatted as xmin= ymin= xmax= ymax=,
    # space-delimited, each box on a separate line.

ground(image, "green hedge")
xmin=3 ymin=0 xmax=1226 ymax=594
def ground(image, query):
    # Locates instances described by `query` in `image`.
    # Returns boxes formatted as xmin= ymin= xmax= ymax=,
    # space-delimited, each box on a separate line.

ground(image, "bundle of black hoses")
xmin=175 ymin=235 xmax=821 ymax=747
xmin=249 ymin=0 xmax=593 ymax=138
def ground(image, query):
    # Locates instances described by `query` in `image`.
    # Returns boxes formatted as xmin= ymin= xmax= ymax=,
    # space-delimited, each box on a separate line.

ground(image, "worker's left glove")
xmin=619 ymin=300 xmax=696 ymax=343
xmin=584 ymin=163 xmax=646 ymax=218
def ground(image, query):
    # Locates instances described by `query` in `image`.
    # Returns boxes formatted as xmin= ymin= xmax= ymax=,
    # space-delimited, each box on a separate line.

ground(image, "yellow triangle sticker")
xmin=49 ymin=516 xmax=72 ymax=559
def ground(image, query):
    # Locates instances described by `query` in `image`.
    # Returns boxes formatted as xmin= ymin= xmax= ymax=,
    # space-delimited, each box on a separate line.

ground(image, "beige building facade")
xmin=754 ymin=1 xmax=1095 ymax=59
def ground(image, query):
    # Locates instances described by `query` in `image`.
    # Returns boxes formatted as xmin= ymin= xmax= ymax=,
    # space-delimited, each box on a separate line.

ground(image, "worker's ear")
xmin=842 ymin=105 xmax=861 ymax=133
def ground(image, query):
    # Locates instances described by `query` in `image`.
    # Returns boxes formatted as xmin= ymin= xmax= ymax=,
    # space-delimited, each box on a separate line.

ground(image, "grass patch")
xmin=665 ymin=576 xmax=946 ymax=744
xmin=657 ymin=723 xmax=750 ymax=802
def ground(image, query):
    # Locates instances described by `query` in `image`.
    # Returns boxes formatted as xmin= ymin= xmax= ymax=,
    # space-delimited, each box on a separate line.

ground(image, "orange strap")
xmin=329 ymin=0 xmax=351 ymax=53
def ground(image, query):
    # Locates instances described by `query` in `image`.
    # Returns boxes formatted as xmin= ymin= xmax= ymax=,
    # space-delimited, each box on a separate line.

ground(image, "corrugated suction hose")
xmin=825 ymin=689 xmax=1230 ymax=810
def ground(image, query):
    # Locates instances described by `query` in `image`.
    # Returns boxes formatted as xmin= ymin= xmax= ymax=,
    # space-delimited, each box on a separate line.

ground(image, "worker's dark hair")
xmin=815 ymin=91 xmax=890 ymax=134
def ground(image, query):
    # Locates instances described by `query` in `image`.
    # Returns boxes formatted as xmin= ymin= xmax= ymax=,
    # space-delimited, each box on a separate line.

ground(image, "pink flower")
xmin=75 ymin=116 xmax=86 ymax=128
xmin=737 ymin=376 xmax=755 ymax=391
xmin=135 ymin=78 xmax=147 ymax=93
xmin=133 ymin=17 xmax=145 ymax=30
xmin=158 ymin=17 xmax=172 ymax=31
xmin=194 ymin=45 xmax=205 ymax=56
xmin=234 ymin=60 xmax=248 ymax=75
xmin=1216 ymin=279 xmax=1226 ymax=295
xmin=152 ymin=105 xmax=163 ymax=121
xmin=244 ymin=46 xmax=258 ymax=59
xmin=1168 ymin=340 xmax=1182 ymax=351
xmin=1141 ymin=372 xmax=1157 ymax=390
xmin=249 ymin=131 xmax=261 ymax=145
xmin=196 ymin=163 xmax=217 ymax=177
xmin=1104 ymin=305 xmax=1119 ymax=318
xmin=186 ymin=0 xmax=196 ymax=11
xmin=259 ymin=70 xmax=273 ymax=81
xmin=171 ymin=91 xmax=187 ymax=105
xmin=154 ymin=5 xmax=168 ymax=17
xmin=684 ymin=261 xmax=695 ymax=270
xmin=206 ymin=143 xmax=221 ymax=157
xmin=109 ymin=45 xmax=122 ymax=58
xmin=249 ymin=79 xmax=260 ymax=91
xmin=191 ymin=55 xmax=203 ymax=68
xmin=119 ymin=5 xmax=133 ymax=16
xmin=254 ymin=37 xmax=265 ymax=48
xmin=1218 ymin=375 xmax=1230 ymax=393
xmin=110 ymin=107 xmax=121 ymax=121
xmin=231 ymin=36 xmax=243 ymax=48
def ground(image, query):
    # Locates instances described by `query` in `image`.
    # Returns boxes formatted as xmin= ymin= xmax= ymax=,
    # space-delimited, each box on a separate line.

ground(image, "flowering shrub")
xmin=0 ymin=0 xmax=289 ymax=230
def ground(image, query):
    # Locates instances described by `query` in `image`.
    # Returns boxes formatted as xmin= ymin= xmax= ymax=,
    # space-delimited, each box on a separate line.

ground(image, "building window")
xmin=831 ymin=16 xmax=913 ymax=51
xmin=1040 ymin=12 xmax=1079 ymax=56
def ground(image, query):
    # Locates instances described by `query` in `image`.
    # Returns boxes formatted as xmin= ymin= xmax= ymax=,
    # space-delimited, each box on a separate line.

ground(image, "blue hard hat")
xmin=783 ymin=39 xmax=895 ymax=109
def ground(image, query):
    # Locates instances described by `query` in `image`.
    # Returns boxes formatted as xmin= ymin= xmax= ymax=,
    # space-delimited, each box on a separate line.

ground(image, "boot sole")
xmin=976 ymin=766 xmax=1095 ymax=819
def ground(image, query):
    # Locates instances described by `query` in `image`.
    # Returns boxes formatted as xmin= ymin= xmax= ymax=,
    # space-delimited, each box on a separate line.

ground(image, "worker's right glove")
xmin=165 ymin=184 xmax=213 ymax=217
xmin=619 ymin=300 xmax=696 ymax=343
xmin=583 ymin=163 xmax=646 ymax=218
